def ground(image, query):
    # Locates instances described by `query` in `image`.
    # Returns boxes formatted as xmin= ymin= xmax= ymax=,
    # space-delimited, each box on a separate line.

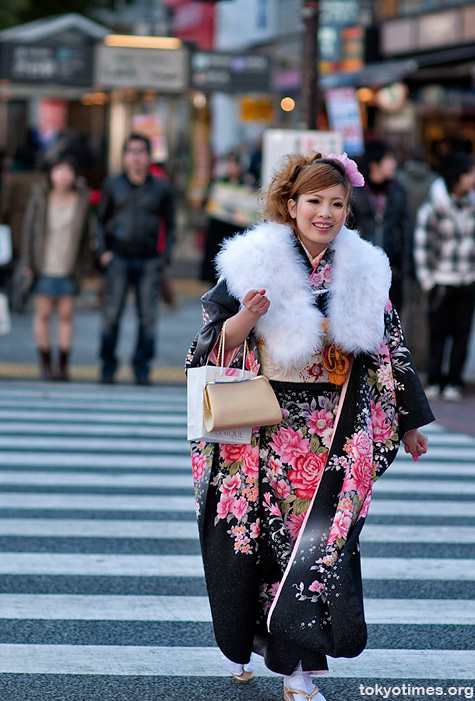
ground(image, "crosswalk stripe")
xmin=0 ymin=595 xmax=473 ymax=624
xmin=0 ymin=493 xmax=194 ymax=511
xmin=0 ymin=553 xmax=205 ymax=577
xmin=2 ymin=471 xmax=475 ymax=502
xmin=0 ymin=437 xmax=189 ymax=453
xmin=0 ymin=410 xmax=186 ymax=425
xmin=0 ymin=645 xmax=473 ymax=679
xmin=1 ymin=492 xmax=474 ymax=517
xmin=0 ymin=453 xmax=191 ymax=469
xmin=0 ymin=519 xmax=472 ymax=544
xmin=5 ymin=435 xmax=474 ymax=459
xmin=0 ymin=424 xmax=187 ymax=438
xmin=0 ymin=553 xmax=474 ymax=580
xmin=2 ymin=470 xmax=475 ymax=495
xmin=0 ymin=519 xmax=199 ymax=538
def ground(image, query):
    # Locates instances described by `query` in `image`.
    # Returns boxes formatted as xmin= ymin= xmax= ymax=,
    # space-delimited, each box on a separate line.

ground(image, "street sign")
xmin=190 ymin=51 xmax=271 ymax=93
xmin=95 ymin=44 xmax=189 ymax=92
xmin=1 ymin=43 xmax=93 ymax=85
xmin=262 ymin=129 xmax=344 ymax=186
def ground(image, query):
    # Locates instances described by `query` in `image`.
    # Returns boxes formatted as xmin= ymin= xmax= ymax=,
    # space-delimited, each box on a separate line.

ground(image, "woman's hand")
xmin=402 ymin=428 xmax=428 ymax=461
xmin=222 ymin=289 xmax=270 ymax=350
xmin=242 ymin=289 xmax=270 ymax=319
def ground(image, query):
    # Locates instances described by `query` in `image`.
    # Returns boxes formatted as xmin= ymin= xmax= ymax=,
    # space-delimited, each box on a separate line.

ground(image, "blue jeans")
xmin=100 ymin=254 xmax=162 ymax=378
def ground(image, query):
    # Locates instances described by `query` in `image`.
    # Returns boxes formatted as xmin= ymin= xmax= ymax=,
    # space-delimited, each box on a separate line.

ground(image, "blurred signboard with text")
xmin=1 ymin=43 xmax=93 ymax=85
xmin=94 ymin=45 xmax=188 ymax=92
xmin=262 ymin=129 xmax=344 ymax=186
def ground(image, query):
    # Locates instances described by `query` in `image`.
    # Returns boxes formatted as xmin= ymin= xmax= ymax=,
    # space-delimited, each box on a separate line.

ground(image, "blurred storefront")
xmin=360 ymin=2 xmax=475 ymax=161
xmin=0 ymin=14 xmax=191 ymax=190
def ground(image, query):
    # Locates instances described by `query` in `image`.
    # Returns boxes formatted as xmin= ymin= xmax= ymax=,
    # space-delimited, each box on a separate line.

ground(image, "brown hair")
xmin=261 ymin=152 xmax=352 ymax=226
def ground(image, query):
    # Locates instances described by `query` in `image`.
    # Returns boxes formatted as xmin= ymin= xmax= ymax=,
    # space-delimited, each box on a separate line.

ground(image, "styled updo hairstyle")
xmin=261 ymin=152 xmax=352 ymax=226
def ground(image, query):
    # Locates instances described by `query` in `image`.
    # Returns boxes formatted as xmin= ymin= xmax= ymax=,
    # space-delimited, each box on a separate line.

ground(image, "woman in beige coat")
xmin=21 ymin=156 xmax=91 ymax=380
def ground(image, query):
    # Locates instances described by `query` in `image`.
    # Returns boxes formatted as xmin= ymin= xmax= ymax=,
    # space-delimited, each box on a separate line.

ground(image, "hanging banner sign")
xmin=325 ymin=87 xmax=364 ymax=157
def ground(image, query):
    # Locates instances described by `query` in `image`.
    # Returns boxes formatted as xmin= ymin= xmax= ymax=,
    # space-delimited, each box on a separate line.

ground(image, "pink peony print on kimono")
xmin=268 ymin=426 xmax=310 ymax=466
xmin=288 ymin=451 xmax=328 ymax=499
xmin=206 ymin=436 xmax=262 ymax=555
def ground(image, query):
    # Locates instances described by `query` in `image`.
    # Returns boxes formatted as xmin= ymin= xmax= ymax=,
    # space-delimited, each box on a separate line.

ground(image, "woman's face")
xmin=50 ymin=163 xmax=76 ymax=192
xmin=288 ymin=184 xmax=348 ymax=258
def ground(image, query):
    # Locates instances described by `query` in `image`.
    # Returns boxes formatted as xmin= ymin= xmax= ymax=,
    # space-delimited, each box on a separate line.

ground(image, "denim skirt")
xmin=34 ymin=275 xmax=78 ymax=297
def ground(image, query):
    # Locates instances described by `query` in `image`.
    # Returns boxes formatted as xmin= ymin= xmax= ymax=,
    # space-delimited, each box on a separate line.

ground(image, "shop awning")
xmin=357 ymin=58 xmax=418 ymax=87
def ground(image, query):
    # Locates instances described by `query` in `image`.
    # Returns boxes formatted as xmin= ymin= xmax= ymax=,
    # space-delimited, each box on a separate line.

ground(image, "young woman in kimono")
xmin=186 ymin=152 xmax=434 ymax=701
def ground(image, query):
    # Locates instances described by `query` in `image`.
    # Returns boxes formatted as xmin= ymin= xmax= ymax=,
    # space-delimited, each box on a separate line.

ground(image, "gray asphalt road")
xmin=0 ymin=381 xmax=473 ymax=701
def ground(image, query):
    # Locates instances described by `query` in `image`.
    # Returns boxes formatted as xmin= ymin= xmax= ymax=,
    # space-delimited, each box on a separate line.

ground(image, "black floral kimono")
xmin=186 ymin=222 xmax=434 ymax=676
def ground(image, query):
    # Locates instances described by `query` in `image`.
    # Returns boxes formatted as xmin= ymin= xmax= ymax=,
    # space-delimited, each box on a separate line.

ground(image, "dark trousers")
xmin=427 ymin=283 xmax=475 ymax=387
xmin=100 ymin=254 xmax=162 ymax=378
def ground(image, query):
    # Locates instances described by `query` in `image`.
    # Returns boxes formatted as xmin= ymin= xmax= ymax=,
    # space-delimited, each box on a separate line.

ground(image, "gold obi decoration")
xmin=322 ymin=319 xmax=349 ymax=386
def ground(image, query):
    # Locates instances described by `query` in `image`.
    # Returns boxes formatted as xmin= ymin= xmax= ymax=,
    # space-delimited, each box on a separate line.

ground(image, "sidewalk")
xmin=0 ymin=278 xmax=209 ymax=385
xmin=1 ymin=276 xmax=474 ymax=436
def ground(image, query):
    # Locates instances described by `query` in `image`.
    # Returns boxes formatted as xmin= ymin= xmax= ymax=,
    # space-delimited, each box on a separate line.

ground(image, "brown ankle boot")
xmin=38 ymin=349 xmax=53 ymax=380
xmin=56 ymin=349 xmax=70 ymax=382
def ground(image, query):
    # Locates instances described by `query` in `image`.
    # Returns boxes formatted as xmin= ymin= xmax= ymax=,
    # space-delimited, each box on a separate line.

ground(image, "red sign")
xmin=170 ymin=0 xmax=215 ymax=50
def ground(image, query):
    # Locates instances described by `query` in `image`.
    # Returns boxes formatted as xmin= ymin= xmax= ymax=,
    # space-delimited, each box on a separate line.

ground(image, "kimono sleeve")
xmin=185 ymin=278 xmax=241 ymax=369
xmin=388 ymin=305 xmax=435 ymax=437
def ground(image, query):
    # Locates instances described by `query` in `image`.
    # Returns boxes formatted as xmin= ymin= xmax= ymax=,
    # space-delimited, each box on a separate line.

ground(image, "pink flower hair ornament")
xmin=326 ymin=152 xmax=365 ymax=187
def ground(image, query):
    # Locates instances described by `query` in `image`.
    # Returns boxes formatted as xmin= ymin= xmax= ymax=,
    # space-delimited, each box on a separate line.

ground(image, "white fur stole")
xmin=216 ymin=222 xmax=391 ymax=369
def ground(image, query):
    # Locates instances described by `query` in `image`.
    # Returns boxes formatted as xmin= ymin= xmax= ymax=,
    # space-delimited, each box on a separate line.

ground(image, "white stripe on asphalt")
xmin=0 ymin=553 xmax=204 ymax=577
xmin=0 ymin=645 xmax=473 ymax=678
xmin=388 ymin=461 xmax=475 ymax=476
xmin=0 ymin=471 xmax=193 ymax=488
xmin=0 ymin=594 xmax=211 ymax=621
xmin=0 ymin=595 xmax=473 ymax=625
xmin=0 ymin=553 xmax=473 ymax=580
xmin=3 ymin=438 xmax=475 ymax=459
xmin=361 ymin=524 xmax=475 ymax=543
xmin=1 ymin=453 xmax=474 ymax=476
xmin=0 ymin=453 xmax=191 ymax=469
xmin=0 ymin=519 xmax=472 ymax=544
xmin=394 ymin=446 xmax=475 ymax=460
xmin=361 ymin=558 xmax=475 ymax=581
xmin=0 ymin=493 xmax=195 ymax=511
xmin=3 ymin=471 xmax=475 ymax=496
xmin=374 ymin=479 xmax=475 ymax=495
xmin=0 ymin=387 xmax=186 ymax=403
xmin=0 ymin=437 xmax=189 ymax=453
xmin=0 ymin=424 xmax=186 ymax=438
xmin=2 ymin=492 xmax=475 ymax=517
xmin=0 ymin=411 xmax=186 ymax=425
xmin=368 ymin=499 xmax=475 ymax=517
xmin=0 ymin=518 xmax=199 ymax=539
xmin=0 ymin=400 xmax=186 ymax=413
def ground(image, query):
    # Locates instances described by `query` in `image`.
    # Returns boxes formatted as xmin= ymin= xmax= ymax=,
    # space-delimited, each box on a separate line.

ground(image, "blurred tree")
xmin=0 ymin=0 xmax=117 ymax=29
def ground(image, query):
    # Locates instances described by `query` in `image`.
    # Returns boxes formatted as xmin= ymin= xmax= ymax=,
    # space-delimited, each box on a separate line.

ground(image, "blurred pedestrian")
xmin=395 ymin=148 xmax=438 ymax=368
xmin=96 ymin=133 xmax=175 ymax=385
xmin=0 ymin=142 xmax=43 ymax=311
xmin=352 ymin=140 xmax=413 ymax=314
xmin=200 ymin=151 xmax=250 ymax=284
xmin=414 ymin=152 xmax=475 ymax=401
xmin=20 ymin=155 xmax=92 ymax=381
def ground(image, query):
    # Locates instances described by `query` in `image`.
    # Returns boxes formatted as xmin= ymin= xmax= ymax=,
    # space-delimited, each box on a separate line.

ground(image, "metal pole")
xmin=301 ymin=0 xmax=320 ymax=130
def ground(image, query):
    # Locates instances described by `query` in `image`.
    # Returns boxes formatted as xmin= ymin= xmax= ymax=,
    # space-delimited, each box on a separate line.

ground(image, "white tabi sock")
xmin=221 ymin=651 xmax=255 ymax=676
xmin=284 ymin=661 xmax=327 ymax=700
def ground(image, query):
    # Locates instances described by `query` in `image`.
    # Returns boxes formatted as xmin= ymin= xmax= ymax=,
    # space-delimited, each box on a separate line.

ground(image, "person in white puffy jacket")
xmin=414 ymin=153 xmax=475 ymax=401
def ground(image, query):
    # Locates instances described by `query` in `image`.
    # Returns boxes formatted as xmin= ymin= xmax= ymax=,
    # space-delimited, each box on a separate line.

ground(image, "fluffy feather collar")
xmin=216 ymin=222 xmax=391 ymax=369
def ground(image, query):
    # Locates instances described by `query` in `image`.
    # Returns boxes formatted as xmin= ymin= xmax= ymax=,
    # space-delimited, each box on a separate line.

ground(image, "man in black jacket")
xmin=352 ymin=140 xmax=413 ymax=314
xmin=96 ymin=133 xmax=175 ymax=385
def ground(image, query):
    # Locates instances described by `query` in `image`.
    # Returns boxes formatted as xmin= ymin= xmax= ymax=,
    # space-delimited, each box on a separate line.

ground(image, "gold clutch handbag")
xmin=203 ymin=323 xmax=282 ymax=432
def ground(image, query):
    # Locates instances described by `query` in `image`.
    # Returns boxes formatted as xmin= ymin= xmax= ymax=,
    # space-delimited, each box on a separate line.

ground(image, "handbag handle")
xmin=214 ymin=320 xmax=248 ymax=381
